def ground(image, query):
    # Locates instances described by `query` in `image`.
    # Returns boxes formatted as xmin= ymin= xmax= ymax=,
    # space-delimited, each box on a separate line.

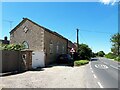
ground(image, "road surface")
xmin=90 ymin=57 xmax=119 ymax=88
xmin=0 ymin=57 xmax=119 ymax=88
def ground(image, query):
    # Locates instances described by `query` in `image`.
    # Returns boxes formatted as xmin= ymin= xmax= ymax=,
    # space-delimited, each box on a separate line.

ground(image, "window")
xmin=23 ymin=26 xmax=29 ymax=33
xmin=56 ymin=42 xmax=59 ymax=53
xmin=22 ymin=41 xmax=29 ymax=49
xmin=62 ymin=46 xmax=65 ymax=53
xmin=49 ymin=40 xmax=53 ymax=54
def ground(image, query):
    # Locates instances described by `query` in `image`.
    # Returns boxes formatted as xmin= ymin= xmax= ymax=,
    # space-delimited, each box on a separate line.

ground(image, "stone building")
xmin=10 ymin=18 xmax=75 ymax=68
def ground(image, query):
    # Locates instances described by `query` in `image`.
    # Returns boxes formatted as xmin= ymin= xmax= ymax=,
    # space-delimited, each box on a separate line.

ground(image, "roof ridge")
xmin=10 ymin=18 xmax=68 ymax=40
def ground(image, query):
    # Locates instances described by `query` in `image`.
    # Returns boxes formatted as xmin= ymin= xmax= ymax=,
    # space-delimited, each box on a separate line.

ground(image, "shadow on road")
xmin=1 ymin=68 xmax=45 ymax=77
xmin=0 ymin=71 xmax=26 ymax=77
xmin=1 ymin=63 xmax=73 ymax=77
xmin=47 ymin=63 xmax=74 ymax=68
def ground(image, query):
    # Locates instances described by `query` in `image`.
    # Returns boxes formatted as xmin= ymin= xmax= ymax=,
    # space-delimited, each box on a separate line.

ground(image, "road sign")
xmin=70 ymin=48 xmax=75 ymax=53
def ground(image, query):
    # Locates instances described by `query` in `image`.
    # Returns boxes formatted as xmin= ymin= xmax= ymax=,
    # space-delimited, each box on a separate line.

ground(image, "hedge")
xmin=74 ymin=60 xmax=89 ymax=66
xmin=0 ymin=44 xmax=25 ymax=51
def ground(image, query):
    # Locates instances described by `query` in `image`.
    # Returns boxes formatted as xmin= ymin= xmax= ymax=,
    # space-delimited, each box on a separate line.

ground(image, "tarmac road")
xmin=90 ymin=57 xmax=119 ymax=88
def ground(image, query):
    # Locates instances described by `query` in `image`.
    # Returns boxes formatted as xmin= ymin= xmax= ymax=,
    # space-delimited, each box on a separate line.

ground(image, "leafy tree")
xmin=105 ymin=52 xmax=116 ymax=59
xmin=110 ymin=33 xmax=120 ymax=56
xmin=91 ymin=52 xmax=96 ymax=57
xmin=77 ymin=43 xmax=92 ymax=60
xmin=97 ymin=51 xmax=105 ymax=57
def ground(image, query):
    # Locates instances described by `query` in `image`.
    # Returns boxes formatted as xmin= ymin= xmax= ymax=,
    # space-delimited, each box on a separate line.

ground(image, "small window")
xmin=50 ymin=40 xmax=53 ymax=54
xmin=23 ymin=41 xmax=29 ymax=49
xmin=62 ymin=46 xmax=65 ymax=53
xmin=56 ymin=42 xmax=59 ymax=53
xmin=23 ymin=26 xmax=29 ymax=33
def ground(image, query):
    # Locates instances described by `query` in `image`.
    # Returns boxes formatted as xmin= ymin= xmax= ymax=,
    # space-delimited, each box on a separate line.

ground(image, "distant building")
xmin=0 ymin=36 xmax=10 ymax=44
xmin=10 ymin=18 xmax=76 ymax=68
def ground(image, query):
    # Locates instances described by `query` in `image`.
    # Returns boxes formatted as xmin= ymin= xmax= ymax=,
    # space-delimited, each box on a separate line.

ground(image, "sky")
xmin=1 ymin=1 xmax=118 ymax=54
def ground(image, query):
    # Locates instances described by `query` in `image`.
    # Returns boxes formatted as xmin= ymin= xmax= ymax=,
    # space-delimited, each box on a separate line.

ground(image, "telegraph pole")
xmin=77 ymin=28 xmax=79 ymax=52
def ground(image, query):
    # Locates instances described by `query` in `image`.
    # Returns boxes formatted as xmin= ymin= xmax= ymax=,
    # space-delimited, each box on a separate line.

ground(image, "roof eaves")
xmin=9 ymin=18 xmax=27 ymax=34
xmin=10 ymin=18 xmax=68 ymax=41
xmin=25 ymin=18 xmax=68 ymax=40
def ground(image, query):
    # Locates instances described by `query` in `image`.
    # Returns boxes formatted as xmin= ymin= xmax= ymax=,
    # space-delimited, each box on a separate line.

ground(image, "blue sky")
xmin=1 ymin=2 xmax=118 ymax=53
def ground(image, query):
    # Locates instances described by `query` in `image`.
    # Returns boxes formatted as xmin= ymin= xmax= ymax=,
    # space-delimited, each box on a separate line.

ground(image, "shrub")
xmin=105 ymin=52 xmax=116 ymax=59
xmin=114 ymin=56 xmax=120 ymax=62
xmin=77 ymin=44 xmax=92 ymax=60
xmin=74 ymin=60 xmax=89 ymax=66
xmin=0 ymin=44 xmax=25 ymax=51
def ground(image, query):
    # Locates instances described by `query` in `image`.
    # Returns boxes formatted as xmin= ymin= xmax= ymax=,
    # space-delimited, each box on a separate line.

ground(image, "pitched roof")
xmin=10 ymin=18 xmax=67 ymax=40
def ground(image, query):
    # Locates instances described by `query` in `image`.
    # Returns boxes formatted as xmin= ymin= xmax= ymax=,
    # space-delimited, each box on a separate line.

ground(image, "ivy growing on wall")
xmin=0 ymin=44 xmax=25 ymax=51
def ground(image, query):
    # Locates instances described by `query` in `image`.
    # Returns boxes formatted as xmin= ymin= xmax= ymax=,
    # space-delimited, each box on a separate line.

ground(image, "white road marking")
xmin=95 ymin=64 xmax=108 ymax=69
xmin=89 ymin=61 xmax=91 ymax=64
xmin=89 ymin=62 xmax=92 ymax=69
xmin=110 ymin=65 xmax=119 ymax=70
xmin=102 ymin=65 xmax=108 ymax=69
xmin=100 ymin=60 xmax=120 ymax=70
xmin=93 ymin=74 xmax=97 ymax=79
xmin=97 ymin=82 xmax=103 ymax=88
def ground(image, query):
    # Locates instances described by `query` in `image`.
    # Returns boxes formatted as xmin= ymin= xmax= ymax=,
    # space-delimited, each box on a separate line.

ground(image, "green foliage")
xmin=114 ymin=56 xmax=120 ymax=62
xmin=74 ymin=60 xmax=89 ymax=66
xmin=0 ymin=44 xmax=25 ymax=51
xmin=97 ymin=51 xmax=105 ymax=57
xmin=77 ymin=44 xmax=92 ymax=60
xmin=105 ymin=52 xmax=116 ymax=59
xmin=91 ymin=52 xmax=95 ymax=57
xmin=110 ymin=33 xmax=120 ymax=56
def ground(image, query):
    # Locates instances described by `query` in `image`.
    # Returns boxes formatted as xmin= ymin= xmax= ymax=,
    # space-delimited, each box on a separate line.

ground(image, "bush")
xmin=0 ymin=44 xmax=25 ymax=51
xmin=114 ymin=56 xmax=120 ymax=62
xmin=105 ymin=52 xmax=116 ymax=59
xmin=74 ymin=60 xmax=89 ymax=66
xmin=97 ymin=51 xmax=105 ymax=57
xmin=77 ymin=44 xmax=92 ymax=60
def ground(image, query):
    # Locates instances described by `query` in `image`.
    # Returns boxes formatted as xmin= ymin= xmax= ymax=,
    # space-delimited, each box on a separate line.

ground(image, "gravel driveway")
xmin=0 ymin=64 xmax=97 ymax=88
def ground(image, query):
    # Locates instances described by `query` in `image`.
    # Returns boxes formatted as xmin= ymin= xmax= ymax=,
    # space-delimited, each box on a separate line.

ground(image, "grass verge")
xmin=74 ymin=60 xmax=89 ymax=66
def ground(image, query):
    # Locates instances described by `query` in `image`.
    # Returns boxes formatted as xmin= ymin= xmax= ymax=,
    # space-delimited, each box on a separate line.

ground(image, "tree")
xmin=97 ymin=51 xmax=105 ymax=57
xmin=77 ymin=43 xmax=92 ymax=60
xmin=110 ymin=33 xmax=120 ymax=56
xmin=105 ymin=52 xmax=116 ymax=59
xmin=91 ymin=52 xmax=97 ymax=57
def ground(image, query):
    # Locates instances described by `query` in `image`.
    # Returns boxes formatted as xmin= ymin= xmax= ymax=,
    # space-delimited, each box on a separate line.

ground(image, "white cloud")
xmin=100 ymin=0 xmax=116 ymax=5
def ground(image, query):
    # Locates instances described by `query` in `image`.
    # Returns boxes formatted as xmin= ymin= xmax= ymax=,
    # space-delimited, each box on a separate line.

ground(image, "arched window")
xmin=22 ymin=41 xmax=29 ymax=49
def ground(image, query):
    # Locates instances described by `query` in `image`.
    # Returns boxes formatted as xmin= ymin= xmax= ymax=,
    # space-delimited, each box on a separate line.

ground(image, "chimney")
xmin=4 ymin=36 xmax=7 ymax=41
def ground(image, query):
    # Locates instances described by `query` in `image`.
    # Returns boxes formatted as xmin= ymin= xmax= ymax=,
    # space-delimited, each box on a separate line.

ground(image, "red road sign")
xmin=70 ymin=48 xmax=75 ymax=53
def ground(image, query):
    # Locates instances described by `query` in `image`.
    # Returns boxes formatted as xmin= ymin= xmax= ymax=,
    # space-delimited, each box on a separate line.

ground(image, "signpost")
xmin=70 ymin=48 xmax=75 ymax=59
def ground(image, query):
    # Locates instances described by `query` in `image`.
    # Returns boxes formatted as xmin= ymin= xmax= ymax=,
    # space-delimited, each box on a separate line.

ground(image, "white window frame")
xmin=23 ymin=26 xmax=29 ymax=33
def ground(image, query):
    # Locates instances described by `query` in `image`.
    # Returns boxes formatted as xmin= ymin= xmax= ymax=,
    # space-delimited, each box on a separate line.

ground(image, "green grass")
xmin=74 ymin=60 xmax=89 ymax=66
